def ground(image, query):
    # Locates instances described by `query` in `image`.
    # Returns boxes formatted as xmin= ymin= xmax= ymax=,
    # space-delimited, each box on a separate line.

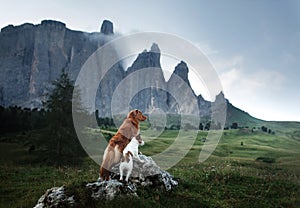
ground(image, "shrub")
xmin=256 ymin=157 xmax=276 ymax=163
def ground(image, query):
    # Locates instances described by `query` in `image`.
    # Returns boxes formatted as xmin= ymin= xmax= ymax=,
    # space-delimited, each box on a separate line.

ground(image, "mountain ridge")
xmin=0 ymin=19 xmax=277 ymax=127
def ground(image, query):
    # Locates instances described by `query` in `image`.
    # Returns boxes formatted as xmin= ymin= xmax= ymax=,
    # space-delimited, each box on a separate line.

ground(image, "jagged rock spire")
xmin=173 ymin=61 xmax=190 ymax=87
xmin=215 ymin=91 xmax=226 ymax=103
xmin=100 ymin=20 xmax=113 ymax=35
xmin=150 ymin=43 xmax=160 ymax=53
xmin=126 ymin=43 xmax=161 ymax=74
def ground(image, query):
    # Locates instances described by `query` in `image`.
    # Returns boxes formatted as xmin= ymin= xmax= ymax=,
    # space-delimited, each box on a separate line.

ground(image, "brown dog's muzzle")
xmin=140 ymin=115 xmax=147 ymax=121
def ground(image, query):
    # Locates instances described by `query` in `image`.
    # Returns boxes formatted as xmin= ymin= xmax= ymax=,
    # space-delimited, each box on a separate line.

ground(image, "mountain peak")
xmin=150 ymin=43 xmax=160 ymax=53
xmin=173 ymin=61 xmax=190 ymax=86
xmin=197 ymin=94 xmax=205 ymax=101
xmin=216 ymin=91 xmax=225 ymax=99
xmin=41 ymin=20 xmax=66 ymax=29
xmin=126 ymin=44 xmax=161 ymax=74
xmin=214 ymin=91 xmax=228 ymax=106
xmin=100 ymin=20 xmax=113 ymax=35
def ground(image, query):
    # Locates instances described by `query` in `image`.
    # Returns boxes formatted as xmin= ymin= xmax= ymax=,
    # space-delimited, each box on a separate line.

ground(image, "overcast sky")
xmin=1 ymin=0 xmax=299 ymax=121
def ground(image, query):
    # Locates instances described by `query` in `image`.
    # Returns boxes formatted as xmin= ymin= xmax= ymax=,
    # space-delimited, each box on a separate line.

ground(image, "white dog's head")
xmin=132 ymin=134 xmax=144 ymax=146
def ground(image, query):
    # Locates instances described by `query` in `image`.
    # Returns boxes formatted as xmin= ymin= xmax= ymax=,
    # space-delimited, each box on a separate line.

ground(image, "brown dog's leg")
xmin=100 ymin=167 xmax=110 ymax=181
xmin=100 ymin=166 xmax=109 ymax=181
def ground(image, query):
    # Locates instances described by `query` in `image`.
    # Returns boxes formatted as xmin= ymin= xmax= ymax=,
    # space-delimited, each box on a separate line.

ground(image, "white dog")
xmin=119 ymin=134 xmax=144 ymax=182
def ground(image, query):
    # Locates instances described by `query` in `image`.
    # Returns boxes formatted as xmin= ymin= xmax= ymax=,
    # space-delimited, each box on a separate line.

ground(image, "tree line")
xmin=0 ymin=106 xmax=47 ymax=133
xmin=0 ymin=72 xmax=86 ymax=165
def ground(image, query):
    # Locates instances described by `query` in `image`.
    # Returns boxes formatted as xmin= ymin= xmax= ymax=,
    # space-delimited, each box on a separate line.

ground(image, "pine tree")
xmin=43 ymin=71 xmax=84 ymax=165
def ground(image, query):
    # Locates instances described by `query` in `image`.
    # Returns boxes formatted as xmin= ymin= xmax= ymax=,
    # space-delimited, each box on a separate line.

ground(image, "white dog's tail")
xmin=122 ymin=151 xmax=133 ymax=163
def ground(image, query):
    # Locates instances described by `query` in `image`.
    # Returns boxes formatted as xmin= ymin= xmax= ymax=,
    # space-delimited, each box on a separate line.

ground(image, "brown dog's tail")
xmin=100 ymin=146 xmax=117 ymax=181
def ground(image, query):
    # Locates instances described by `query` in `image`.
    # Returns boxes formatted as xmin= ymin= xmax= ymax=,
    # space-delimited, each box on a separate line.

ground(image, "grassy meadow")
xmin=0 ymin=124 xmax=299 ymax=207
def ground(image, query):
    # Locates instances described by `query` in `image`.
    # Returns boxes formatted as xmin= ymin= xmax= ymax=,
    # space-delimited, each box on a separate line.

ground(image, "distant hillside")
xmin=225 ymin=100 xmax=263 ymax=127
xmin=226 ymin=101 xmax=300 ymax=132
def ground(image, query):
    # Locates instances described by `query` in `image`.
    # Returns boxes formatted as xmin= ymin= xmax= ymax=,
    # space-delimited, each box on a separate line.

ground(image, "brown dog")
xmin=100 ymin=109 xmax=147 ymax=181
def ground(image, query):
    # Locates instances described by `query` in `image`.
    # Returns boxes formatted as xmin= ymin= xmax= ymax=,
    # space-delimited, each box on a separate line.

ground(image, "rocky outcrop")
xmin=110 ymin=154 xmax=178 ymax=191
xmin=86 ymin=180 xmax=138 ymax=200
xmin=34 ymin=186 xmax=75 ymax=208
xmin=34 ymin=154 xmax=178 ymax=207
xmin=100 ymin=20 xmax=114 ymax=35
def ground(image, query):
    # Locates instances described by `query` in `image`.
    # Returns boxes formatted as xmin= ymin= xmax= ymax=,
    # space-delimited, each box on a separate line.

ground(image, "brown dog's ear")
xmin=127 ymin=111 xmax=133 ymax=118
xmin=127 ymin=109 xmax=138 ymax=118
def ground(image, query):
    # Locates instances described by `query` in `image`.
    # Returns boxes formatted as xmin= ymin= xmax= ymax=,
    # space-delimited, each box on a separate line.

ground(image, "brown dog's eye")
xmin=135 ymin=109 xmax=139 ymax=115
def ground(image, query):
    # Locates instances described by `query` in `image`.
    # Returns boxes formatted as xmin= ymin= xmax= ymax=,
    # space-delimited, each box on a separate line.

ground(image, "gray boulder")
xmin=110 ymin=154 xmax=178 ymax=192
xmin=86 ymin=180 xmax=138 ymax=200
xmin=87 ymin=154 xmax=178 ymax=201
xmin=33 ymin=186 xmax=75 ymax=208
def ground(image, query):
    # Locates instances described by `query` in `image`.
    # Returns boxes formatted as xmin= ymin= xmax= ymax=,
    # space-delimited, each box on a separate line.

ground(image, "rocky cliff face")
xmin=0 ymin=20 xmax=111 ymax=108
xmin=125 ymin=43 xmax=169 ymax=114
xmin=166 ymin=61 xmax=198 ymax=114
xmin=96 ymin=62 xmax=125 ymax=117
xmin=0 ymin=19 xmax=227 ymax=120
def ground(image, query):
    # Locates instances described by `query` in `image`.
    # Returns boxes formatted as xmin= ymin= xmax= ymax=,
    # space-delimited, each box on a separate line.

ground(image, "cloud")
xmin=194 ymin=41 xmax=219 ymax=56
xmin=221 ymin=67 xmax=286 ymax=97
xmin=216 ymin=56 xmax=286 ymax=97
xmin=213 ymin=55 xmax=289 ymax=120
xmin=213 ymin=55 xmax=244 ymax=73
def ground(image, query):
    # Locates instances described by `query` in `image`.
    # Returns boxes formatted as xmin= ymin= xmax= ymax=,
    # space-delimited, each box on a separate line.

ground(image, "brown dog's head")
xmin=127 ymin=109 xmax=147 ymax=121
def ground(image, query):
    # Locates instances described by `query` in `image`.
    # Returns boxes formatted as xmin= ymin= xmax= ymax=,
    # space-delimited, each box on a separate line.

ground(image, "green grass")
xmin=0 ymin=126 xmax=300 ymax=207
xmin=0 ymin=160 xmax=98 ymax=208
